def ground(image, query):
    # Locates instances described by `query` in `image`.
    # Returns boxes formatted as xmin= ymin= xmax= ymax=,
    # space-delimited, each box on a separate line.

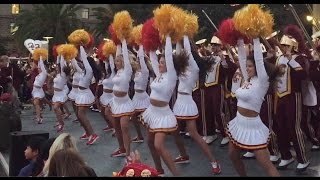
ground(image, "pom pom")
xmin=58 ymin=44 xmax=78 ymax=62
xmin=84 ymin=34 xmax=95 ymax=49
xmin=283 ymin=24 xmax=308 ymax=54
xmin=142 ymin=18 xmax=162 ymax=52
xmin=102 ymin=41 xmax=117 ymax=59
xmin=108 ymin=25 xmax=120 ymax=45
xmin=97 ymin=41 xmax=107 ymax=61
xmin=184 ymin=13 xmax=199 ymax=39
xmin=112 ymin=11 xmax=133 ymax=41
xmin=68 ymin=29 xmax=90 ymax=46
xmin=217 ymin=18 xmax=249 ymax=46
xmin=132 ymin=24 xmax=143 ymax=45
xmin=32 ymin=48 xmax=48 ymax=61
xmin=52 ymin=45 xmax=61 ymax=58
xmin=233 ymin=4 xmax=274 ymax=39
xmin=153 ymin=4 xmax=186 ymax=43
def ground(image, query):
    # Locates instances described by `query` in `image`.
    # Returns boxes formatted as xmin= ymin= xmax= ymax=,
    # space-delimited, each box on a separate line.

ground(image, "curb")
xmin=0 ymin=152 xmax=9 ymax=176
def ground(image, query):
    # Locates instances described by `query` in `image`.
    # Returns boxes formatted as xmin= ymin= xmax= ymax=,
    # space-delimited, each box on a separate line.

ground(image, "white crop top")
xmin=78 ymin=46 xmax=93 ymax=89
xmin=53 ymin=56 xmax=67 ymax=90
xmin=134 ymin=45 xmax=149 ymax=91
xmin=112 ymin=40 xmax=133 ymax=92
xmin=150 ymin=35 xmax=178 ymax=103
xmin=235 ymin=38 xmax=269 ymax=113
xmin=178 ymin=35 xmax=199 ymax=94
xmin=71 ymin=58 xmax=82 ymax=86
xmin=102 ymin=55 xmax=115 ymax=90
xmin=33 ymin=57 xmax=48 ymax=87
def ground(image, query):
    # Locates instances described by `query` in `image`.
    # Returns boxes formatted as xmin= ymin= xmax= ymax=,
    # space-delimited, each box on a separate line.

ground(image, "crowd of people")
xmin=2 ymin=4 xmax=320 ymax=177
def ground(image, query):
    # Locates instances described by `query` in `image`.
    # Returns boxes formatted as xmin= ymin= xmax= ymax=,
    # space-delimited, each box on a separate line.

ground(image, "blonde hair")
xmin=42 ymin=133 xmax=78 ymax=176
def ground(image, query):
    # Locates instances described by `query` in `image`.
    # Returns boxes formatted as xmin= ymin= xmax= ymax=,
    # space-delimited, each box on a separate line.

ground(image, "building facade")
xmin=0 ymin=4 xmax=111 ymax=56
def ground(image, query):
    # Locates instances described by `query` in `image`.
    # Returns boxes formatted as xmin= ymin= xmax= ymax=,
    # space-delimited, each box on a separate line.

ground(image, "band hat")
xmin=280 ymin=35 xmax=298 ymax=51
xmin=210 ymin=36 xmax=222 ymax=45
xmin=266 ymin=31 xmax=280 ymax=40
xmin=312 ymin=31 xmax=320 ymax=39
xmin=196 ymin=39 xmax=207 ymax=45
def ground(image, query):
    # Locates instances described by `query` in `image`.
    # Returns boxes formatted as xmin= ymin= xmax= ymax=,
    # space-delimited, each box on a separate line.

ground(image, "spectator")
xmin=48 ymin=148 xmax=97 ymax=177
xmin=18 ymin=136 xmax=46 ymax=177
xmin=37 ymin=138 xmax=56 ymax=177
xmin=42 ymin=133 xmax=78 ymax=176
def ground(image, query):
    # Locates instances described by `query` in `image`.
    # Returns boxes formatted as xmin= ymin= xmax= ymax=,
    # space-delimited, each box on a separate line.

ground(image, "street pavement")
xmin=1 ymin=102 xmax=320 ymax=177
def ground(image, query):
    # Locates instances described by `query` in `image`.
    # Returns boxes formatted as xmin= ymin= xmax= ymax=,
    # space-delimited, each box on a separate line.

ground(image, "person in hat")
xmin=275 ymin=32 xmax=310 ymax=172
xmin=195 ymin=39 xmax=209 ymax=57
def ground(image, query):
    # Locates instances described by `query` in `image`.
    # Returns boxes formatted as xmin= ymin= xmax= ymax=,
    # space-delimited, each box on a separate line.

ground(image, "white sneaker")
xmin=243 ymin=152 xmax=255 ymax=158
xmin=311 ymin=145 xmax=320 ymax=151
xmin=185 ymin=132 xmax=190 ymax=136
xmin=270 ymin=155 xmax=280 ymax=162
xmin=278 ymin=158 xmax=294 ymax=169
xmin=296 ymin=161 xmax=310 ymax=172
xmin=205 ymin=135 xmax=218 ymax=144
xmin=220 ymin=137 xmax=229 ymax=146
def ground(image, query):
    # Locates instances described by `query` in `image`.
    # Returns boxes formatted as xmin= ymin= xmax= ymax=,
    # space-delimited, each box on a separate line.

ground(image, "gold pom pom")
xmin=32 ymin=48 xmax=48 ymax=61
xmin=153 ymin=4 xmax=186 ymax=43
xmin=132 ymin=24 xmax=143 ymax=45
xmin=102 ymin=41 xmax=117 ymax=58
xmin=112 ymin=11 xmax=133 ymax=41
xmin=184 ymin=13 xmax=199 ymax=39
xmin=68 ymin=29 xmax=90 ymax=46
xmin=233 ymin=4 xmax=274 ymax=39
xmin=58 ymin=44 xmax=78 ymax=62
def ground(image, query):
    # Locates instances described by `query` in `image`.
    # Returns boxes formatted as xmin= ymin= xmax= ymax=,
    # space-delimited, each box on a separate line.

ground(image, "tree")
xmin=13 ymin=4 xmax=84 ymax=55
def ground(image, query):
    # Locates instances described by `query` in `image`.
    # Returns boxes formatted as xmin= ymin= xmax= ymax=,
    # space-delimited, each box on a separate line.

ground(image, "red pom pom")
xmin=108 ymin=25 xmax=121 ymax=45
xmin=52 ymin=45 xmax=60 ymax=58
xmin=142 ymin=18 xmax=162 ymax=53
xmin=85 ymin=34 xmax=95 ymax=49
xmin=97 ymin=41 xmax=107 ymax=61
xmin=217 ymin=18 xmax=249 ymax=46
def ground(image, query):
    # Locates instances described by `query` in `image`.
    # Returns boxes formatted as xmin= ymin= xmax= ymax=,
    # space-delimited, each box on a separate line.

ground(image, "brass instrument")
xmin=306 ymin=4 xmax=320 ymax=31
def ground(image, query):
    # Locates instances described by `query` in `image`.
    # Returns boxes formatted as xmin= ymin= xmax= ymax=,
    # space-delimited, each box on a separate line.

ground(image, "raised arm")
xmin=253 ymin=38 xmax=268 ymax=84
xmin=176 ymin=42 xmax=182 ymax=55
xmin=79 ymin=46 xmax=93 ymax=74
xmin=138 ymin=45 xmax=148 ymax=73
xmin=71 ymin=58 xmax=82 ymax=73
xmin=38 ymin=56 xmax=47 ymax=75
xmin=108 ymin=55 xmax=116 ymax=77
xmin=183 ymin=35 xmax=199 ymax=72
xmin=237 ymin=39 xmax=248 ymax=81
xmin=165 ymin=35 xmax=177 ymax=80
xmin=121 ymin=39 xmax=132 ymax=75
xmin=149 ymin=50 xmax=160 ymax=77
xmin=60 ymin=55 xmax=66 ymax=78
xmin=116 ymin=44 xmax=122 ymax=57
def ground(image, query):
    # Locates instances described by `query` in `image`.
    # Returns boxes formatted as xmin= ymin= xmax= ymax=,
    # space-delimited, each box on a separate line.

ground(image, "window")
xmin=81 ymin=8 xmax=89 ymax=19
xmin=12 ymin=4 xmax=20 ymax=14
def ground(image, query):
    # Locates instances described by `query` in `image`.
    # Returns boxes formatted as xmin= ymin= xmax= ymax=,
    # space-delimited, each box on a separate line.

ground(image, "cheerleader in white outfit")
xmin=100 ymin=54 xmax=115 ymax=132
xmin=172 ymin=35 xmax=221 ymax=174
xmin=226 ymin=38 xmax=280 ymax=176
xmin=142 ymin=35 xmax=181 ymax=176
xmin=110 ymin=39 xmax=135 ymax=159
xmin=52 ymin=56 xmax=69 ymax=132
xmin=131 ymin=44 xmax=150 ymax=143
xmin=75 ymin=46 xmax=100 ymax=145
xmin=32 ymin=57 xmax=48 ymax=124
xmin=68 ymin=58 xmax=83 ymax=122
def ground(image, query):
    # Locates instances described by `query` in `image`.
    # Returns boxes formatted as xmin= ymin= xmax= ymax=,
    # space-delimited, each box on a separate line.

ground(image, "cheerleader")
xmin=131 ymin=44 xmax=150 ymax=143
xmin=75 ymin=46 xmax=101 ymax=145
xmin=32 ymin=57 xmax=48 ymax=124
xmin=99 ymin=54 xmax=115 ymax=133
xmin=226 ymin=38 xmax=280 ymax=176
xmin=68 ymin=58 xmax=83 ymax=122
xmin=143 ymin=35 xmax=187 ymax=176
xmin=172 ymin=35 xmax=221 ymax=174
xmin=52 ymin=56 xmax=70 ymax=132
xmin=110 ymin=39 xmax=135 ymax=159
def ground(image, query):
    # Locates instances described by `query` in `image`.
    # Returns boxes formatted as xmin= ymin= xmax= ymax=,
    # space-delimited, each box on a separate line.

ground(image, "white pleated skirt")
xmin=52 ymin=90 xmax=68 ymax=104
xmin=63 ymin=85 xmax=69 ymax=95
xmin=110 ymin=94 xmax=134 ymax=117
xmin=32 ymin=87 xmax=45 ymax=99
xmin=75 ymin=88 xmax=95 ymax=107
xmin=142 ymin=104 xmax=178 ymax=133
xmin=132 ymin=91 xmax=150 ymax=112
xmin=68 ymin=87 xmax=78 ymax=101
xmin=173 ymin=93 xmax=199 ymax=120
xmin=100 ymin=92 xmax=113 ymax=107
xmin=226 ymin=112 xmax=270 ymax=150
